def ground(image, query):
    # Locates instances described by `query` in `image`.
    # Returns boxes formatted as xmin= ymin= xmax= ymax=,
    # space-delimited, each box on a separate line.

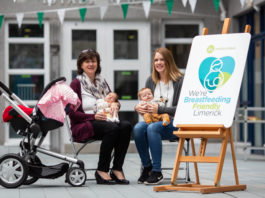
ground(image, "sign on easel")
xmin=174 ymin=33 xmax=251 ymax=128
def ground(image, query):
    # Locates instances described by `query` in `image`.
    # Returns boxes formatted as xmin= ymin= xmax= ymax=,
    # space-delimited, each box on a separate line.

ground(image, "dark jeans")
xmin=90 ymin=120 xmax=132 ymax=172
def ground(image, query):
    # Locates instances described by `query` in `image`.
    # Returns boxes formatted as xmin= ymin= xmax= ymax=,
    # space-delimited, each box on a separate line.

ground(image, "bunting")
xmin=189 ymin=0 xmax=197 ymax=13
xmin=213 ymin=0 xmax=220 ymax=11
xmin=57 ymin=9 xmax=65 ymax=24
xmin=79 ymin=8 xmax=87 ymax=22
xmin=121 ymin=4 xmax=129 ymax=19
xmin=0 ymin=15 xmax=4 ymax=29
xmin=16 ymin=13 xmax=24 ymax=28
xmin=100 ymin=6 xmax=108 ymax=20
xmin=150 ymin=0 xmax=153 ymax=4
xmin=37 ymin=12 xmax=44 ymax=28
xmin=182 ymin=0 xmax=188 ymax=7
xmin=143 ymin=1 xmax=151 ymax=18
xmin=166 ymin=0 xmax=174 ymax=16
xmin=240 ymin=0 xmax=246 ymax=8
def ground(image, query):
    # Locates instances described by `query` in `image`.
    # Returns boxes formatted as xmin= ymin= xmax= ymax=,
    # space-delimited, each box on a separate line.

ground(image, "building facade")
xmin=0 ymin=0 xmax=264 ymax=154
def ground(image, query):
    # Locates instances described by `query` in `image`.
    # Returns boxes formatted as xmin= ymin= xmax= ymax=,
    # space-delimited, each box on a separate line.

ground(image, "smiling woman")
xmin=133 ymin=47 xmax=184 ymax=185
xmin=69 ymin=49 xmax=132 ymax=185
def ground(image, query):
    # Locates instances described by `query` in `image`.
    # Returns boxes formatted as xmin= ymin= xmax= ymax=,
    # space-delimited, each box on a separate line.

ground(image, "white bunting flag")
xmin=47 ymin=0 xmax=53 ymax=6
xmin=116 ymin=0 xmax=120 ymax=4
xmin=57 ymin=9 xmax=65 ymax=24
xmin=189 ymin=0 xmax=197 ymax=13
xmin=100 ymin=6 xmax=108 ymax=20
xmin=143 ymin=1 xmax=151 ymax=18
xmin=182 ymin=0 xmax=188 ymax=7
xmin=16 ymin=13 xmax=24 ymax=28
xmin=240 ymin=0 xmax=246 ymax=7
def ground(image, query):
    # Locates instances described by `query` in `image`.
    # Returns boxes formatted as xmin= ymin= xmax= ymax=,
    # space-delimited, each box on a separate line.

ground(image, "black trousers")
xmin=90 ymin=120 xmax=132 ymax=172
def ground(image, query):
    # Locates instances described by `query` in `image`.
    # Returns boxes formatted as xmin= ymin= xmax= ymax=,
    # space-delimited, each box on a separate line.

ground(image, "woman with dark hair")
xmin=69 ymin=49 xmax=131 ymax=185
xmin=134 ymin=47 xmax=183 ymax=185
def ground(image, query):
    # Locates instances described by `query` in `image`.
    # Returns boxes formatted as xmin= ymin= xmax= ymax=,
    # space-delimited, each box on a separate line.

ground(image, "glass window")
xmin=9 ymin=24 xmax=44 ymax=38
xmin=165 ymin=24 xmax=198 ymax=38
xmin=9 ymin=75 xmax=44 ymax=100
xmin=114 ymin=71 xmax=138 ymax=100
xmin=166 ymin=44 xmax=191 ymax=69
xmin=114 ymin=30 xmax=138 ymax=59
xmin=72 ymin=30 xmax=96 ymax=59
xmin=9 ymin=44 xmax=44 ymax=69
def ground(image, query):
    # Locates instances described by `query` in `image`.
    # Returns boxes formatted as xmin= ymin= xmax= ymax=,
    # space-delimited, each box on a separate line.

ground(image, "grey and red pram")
xmin=0 ymin=77 xmax=91 ymax=188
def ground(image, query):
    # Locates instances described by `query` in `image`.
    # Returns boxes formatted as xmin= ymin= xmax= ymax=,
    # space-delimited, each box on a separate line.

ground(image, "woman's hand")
xmin=135 ymin=103 xmax=149 ymax=115
xmin=95 ymin=112 xmax=107 ymax=121
xmin=147 ymin=103 xmax=158 ymax=114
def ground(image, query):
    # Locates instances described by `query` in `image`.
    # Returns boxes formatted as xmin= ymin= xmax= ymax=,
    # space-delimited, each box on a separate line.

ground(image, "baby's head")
xmin=105 ymin=92 xmax=118 ymax=103
xmin=138 ymin=88 xmax=153 ymax=102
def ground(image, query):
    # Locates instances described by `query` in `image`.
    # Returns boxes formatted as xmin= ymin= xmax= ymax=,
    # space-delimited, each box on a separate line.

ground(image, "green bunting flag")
xmin=0 ymin=15 xmax=4 ymax=28
xmin=37 ymin=12 xmax=44 ymax=28
xmin=166 ymin=0 xmax=174 ymax=16
xmin=121 ymin=4 xmax=129 ymax=19
xmin=79 ymin=8 xmax=87 ymax=22
xmin=150 ymin=0 xmax=153 ymax=4
xmin=213 ymin=0 xmax=220 ymax=11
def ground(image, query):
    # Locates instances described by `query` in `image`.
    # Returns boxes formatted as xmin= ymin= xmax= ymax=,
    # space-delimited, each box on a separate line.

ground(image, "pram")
xmin=0 ymin=77 xmax=88 ymax=188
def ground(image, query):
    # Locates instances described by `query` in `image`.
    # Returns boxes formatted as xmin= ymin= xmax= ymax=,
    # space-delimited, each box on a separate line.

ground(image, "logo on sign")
xmin=198 ymin=56 xmax=235 ymax=93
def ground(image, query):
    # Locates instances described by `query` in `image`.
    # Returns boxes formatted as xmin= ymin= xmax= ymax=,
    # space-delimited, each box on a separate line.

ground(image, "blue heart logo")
xmin=198 ymin=56 xmax=235 ymax=93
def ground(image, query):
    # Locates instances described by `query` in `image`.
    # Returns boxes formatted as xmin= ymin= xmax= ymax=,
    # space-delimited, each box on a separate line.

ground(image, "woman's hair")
xmin=152 ymin=47 xmax=183 ymax=84
xmin=77 ymin=49 xmax=101 ymax=75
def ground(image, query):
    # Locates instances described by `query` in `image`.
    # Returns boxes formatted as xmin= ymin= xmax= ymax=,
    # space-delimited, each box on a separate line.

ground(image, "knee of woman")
xmin=133 ymin=122 xmax=146 ymax=136
xmin=147 ymin=123 xmax=160 ymax=134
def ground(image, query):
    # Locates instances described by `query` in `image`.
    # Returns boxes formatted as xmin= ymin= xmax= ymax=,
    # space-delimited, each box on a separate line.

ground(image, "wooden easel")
xmin=154 ymin=18 xmax=251 ymax=194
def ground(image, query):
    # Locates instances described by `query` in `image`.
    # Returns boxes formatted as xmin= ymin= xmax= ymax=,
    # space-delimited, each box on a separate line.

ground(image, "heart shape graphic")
xmin=198 ymin=56 xmax=235 ymax=93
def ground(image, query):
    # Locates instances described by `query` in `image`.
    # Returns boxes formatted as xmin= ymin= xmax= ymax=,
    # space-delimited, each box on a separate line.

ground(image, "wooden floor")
xmin=0 ymin=146 xmax=265 ymax=198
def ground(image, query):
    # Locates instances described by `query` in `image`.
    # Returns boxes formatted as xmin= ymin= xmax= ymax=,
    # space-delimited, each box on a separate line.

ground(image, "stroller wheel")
xmin=66 ymin=167 xmax=86 ymax=187
xmin=23 ymin=155 xmax=42 ymax=185
xmin=0 ymin=154 xmax=28 ymax=188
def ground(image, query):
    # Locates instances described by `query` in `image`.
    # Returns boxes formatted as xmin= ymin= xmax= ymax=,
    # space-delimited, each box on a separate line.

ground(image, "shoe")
xmin=144 ymin=171 xmax=163 ymax=185
xmin=95 ymin=171 xmax=116 ymax=185
xmin=110 ymin=170 xmax=129 ymax=184
xmin=137 ymin=166 xmax=152 ymax=184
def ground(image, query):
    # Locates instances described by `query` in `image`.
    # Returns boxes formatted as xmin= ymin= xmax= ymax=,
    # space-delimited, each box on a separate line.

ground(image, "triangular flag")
xmin=143 ymin=2 xmax=151 ymax=18
xmin=57 ymin=9 xmax=65 ymax=24
xmin=100 ymin=6 xmax=108 ymax=20
xmin=79 ymin=8 xmax=87 ymax=22
xmin=213 ymin=0 xmax=220 ymax=11
xmin=182 ymin=0 xmax=188 ymax=7
xmin=37 ymin=12 xmax=44 ymax=28
xmin=0 ymin=15 xmax=4 ymax=29
xmin=121 ymin=4 xmax=129 ymax=19
xmin=47 ymin=0 xmax=53 ymax=6
xmin=150 ymin=0 xmax=153 ymax=4
xmin=116 ymin=0 xmax=120 ymax=4
xmin=16 ymin=13 xmax=24 ymax=29
xmin=189 ymin=0 xmax=197 ymax=13
xmin=166 ymin=0 xmax=174 ymax=16
xmin=13 ymin=0 xmax=16 ymax=2
xmin=240 ymin=0 xmax=246 ymax=8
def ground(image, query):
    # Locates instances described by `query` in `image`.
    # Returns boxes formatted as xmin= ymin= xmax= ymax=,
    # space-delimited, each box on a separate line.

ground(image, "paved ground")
xmin=0 ymin=146 xmax=264 ymax=198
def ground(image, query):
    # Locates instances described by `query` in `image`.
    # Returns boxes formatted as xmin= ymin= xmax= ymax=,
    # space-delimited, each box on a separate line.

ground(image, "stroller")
xmin=0 ymin=77 xmax=88 ymax=188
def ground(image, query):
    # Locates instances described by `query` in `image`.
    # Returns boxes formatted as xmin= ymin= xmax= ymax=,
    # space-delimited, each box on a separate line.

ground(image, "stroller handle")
xmin=0 ymin=81 xmax=12 ymax=96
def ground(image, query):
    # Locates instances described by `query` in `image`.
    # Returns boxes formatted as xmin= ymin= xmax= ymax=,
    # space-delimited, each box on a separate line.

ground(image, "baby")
xmin=138 ymin=88 xmax=170 ymax=126
xmin=95 ymin=92 xmax=120 ymax=123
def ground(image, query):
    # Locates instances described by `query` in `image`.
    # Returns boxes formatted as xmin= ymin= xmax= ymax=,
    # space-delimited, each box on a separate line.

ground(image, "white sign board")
xmin=174 ymin=33 xmax=251 ymax=128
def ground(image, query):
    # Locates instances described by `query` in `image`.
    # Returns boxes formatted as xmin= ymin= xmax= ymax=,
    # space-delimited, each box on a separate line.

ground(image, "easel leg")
xmin=214 ymin=128 xmax=229 ymax=186
xmin=191 ymin=138 xmax=200 ymax=184
xmin=171 ymin=138 xmax=185 ymax=185
xmin=229 ymin=128 xmax=239 ymax=185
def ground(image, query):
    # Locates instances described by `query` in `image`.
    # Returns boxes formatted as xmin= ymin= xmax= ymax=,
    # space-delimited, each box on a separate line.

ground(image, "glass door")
xmin=62 ymin=21 xmax=150 ymax=127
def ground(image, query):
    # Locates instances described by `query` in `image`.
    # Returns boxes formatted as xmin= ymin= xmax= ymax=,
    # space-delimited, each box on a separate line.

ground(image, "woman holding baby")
xmin=69 ymin=49 xmax=131 ymax=185
xmin=134 ymin=47 xmax=184 ymax=185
